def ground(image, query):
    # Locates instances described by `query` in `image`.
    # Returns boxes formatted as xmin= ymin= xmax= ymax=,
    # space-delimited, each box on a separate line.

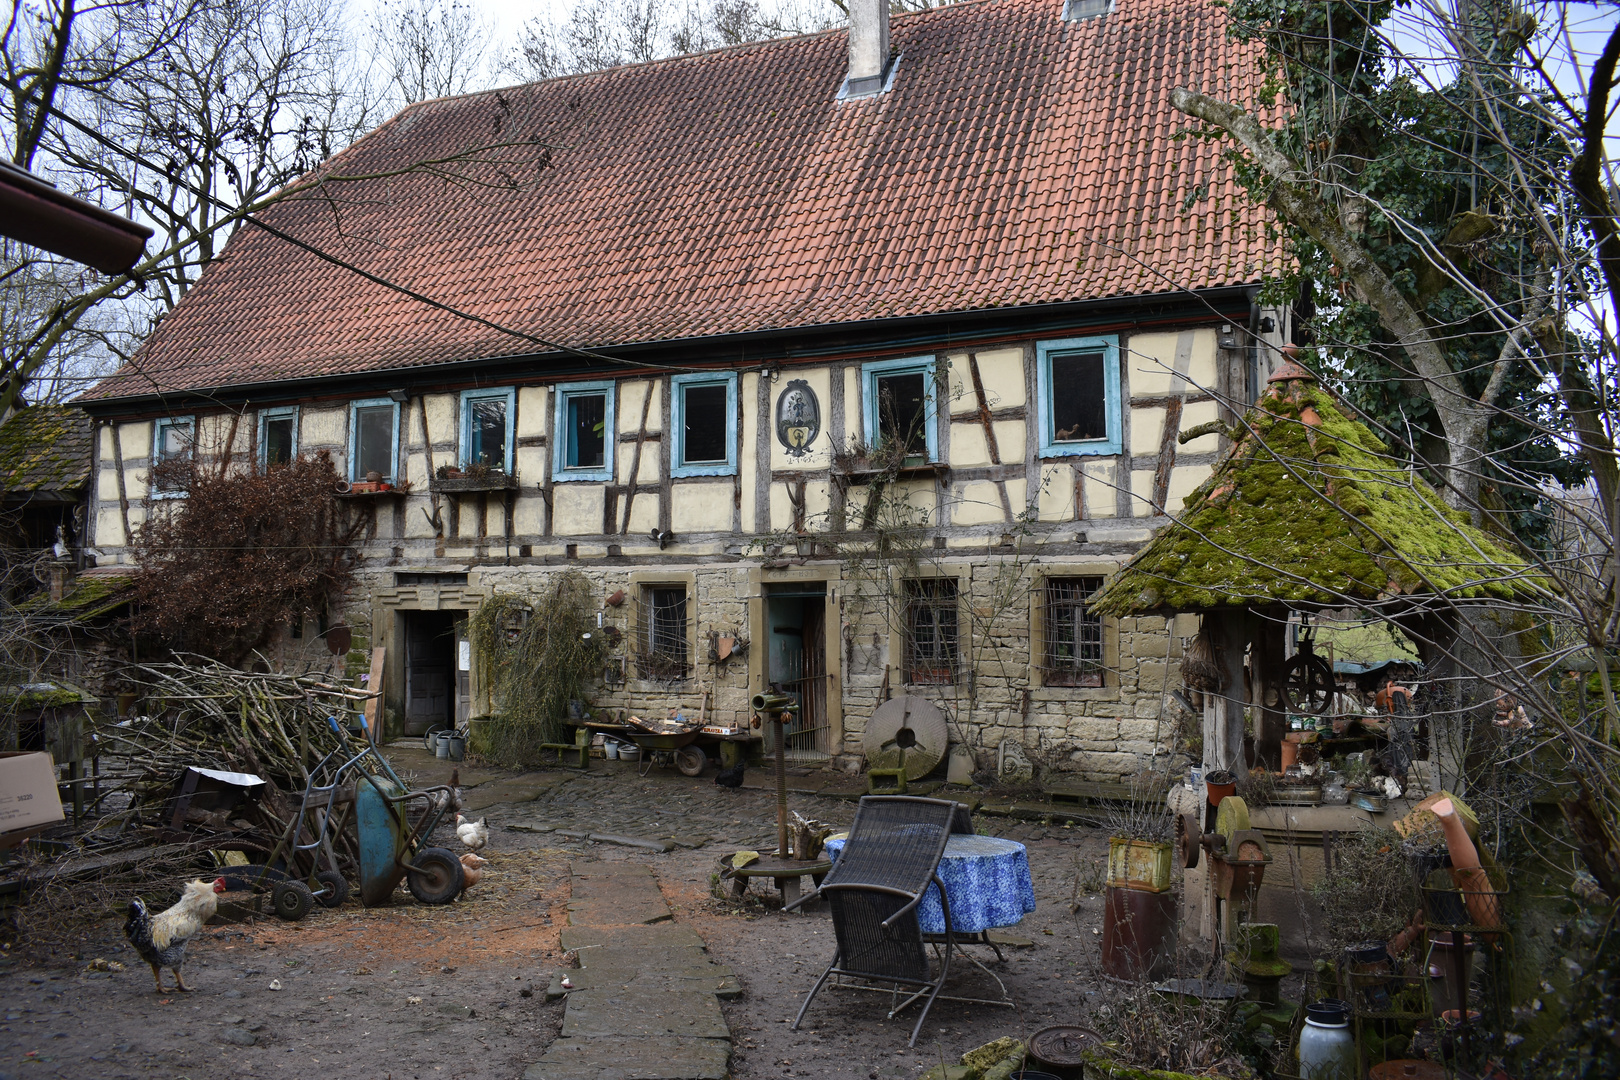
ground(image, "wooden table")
xmin=728 ymin=856 xmax=831 ymax=907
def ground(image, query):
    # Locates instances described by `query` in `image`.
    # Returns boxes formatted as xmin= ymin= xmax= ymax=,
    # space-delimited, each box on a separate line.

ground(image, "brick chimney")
xmin=845 ymin=0 xmax=892 ymax=98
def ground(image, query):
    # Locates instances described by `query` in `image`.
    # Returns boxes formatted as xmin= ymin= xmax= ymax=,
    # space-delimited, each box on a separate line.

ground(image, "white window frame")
xmin=861 ymin=356 xmax=940 ymax=463
xmin=348 ymin=398 xmax=400 ymax=482
xmin=552 ymin=380 xmax=616 ymax=483
xmin=258 ymin=406 xmax=299 ymax=469
xmin=670 ymin=372 xmax=738 ymax=478
xmin=150 ymin=416 xmax=194 ymax=498
xmin=459 ymin=387 xmax=516 ymax=474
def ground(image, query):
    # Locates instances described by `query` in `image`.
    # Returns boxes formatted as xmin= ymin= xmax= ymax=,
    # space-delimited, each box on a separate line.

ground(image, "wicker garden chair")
xmin=787 ymin=796 xmax=961 ymax=1046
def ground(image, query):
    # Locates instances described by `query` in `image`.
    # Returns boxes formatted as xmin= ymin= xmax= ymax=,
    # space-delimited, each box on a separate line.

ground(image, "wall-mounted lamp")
xmin=387 ymin=388 xmax=409 ymax=403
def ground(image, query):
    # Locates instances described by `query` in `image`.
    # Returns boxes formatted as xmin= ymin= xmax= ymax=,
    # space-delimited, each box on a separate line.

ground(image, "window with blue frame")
xmin=670 ymin=373 xmax=737 ymax=477
xmin=553 ymin=381 xmax=615 ymax=482
xmin=861 ymin=356 xmax=939 ymax=462
xmin=1036 ymin=336 xmax=1122 ymax=457
xmin=258 ymin=406 xmax=298 ymax=468
xmin=460 ymin=388 xmax=514 ymax=473
xmin=349 ymin=398 xmax=399 ymax=481
xmin=151 ymin=416 xmax=194 ymax=495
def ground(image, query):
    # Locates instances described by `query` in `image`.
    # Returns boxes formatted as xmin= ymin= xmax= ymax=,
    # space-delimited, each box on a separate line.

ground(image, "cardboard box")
xmin=0 ymin=751 xmax=64 ymax=834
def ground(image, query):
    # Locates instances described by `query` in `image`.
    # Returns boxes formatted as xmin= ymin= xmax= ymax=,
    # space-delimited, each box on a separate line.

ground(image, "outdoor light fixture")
xmin=387 ymin=388 xmax=408 ymax=403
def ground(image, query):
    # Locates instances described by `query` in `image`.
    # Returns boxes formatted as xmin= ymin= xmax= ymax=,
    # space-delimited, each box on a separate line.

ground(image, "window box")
xmin=336 ymin=481 xmax=404 ymax=498
xmin=837 ymin=457 xmax=948 ymax=485
xmin=428 ymin=473 xmax=517 ymax=493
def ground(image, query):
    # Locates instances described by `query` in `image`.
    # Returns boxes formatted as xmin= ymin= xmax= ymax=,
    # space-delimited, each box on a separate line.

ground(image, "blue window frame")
xmin=460 ymin=387 xmax=515 ymax=474
xmin=552 ymin=380 xmax=616 ymax=482
xmin=348 ymin=398 xmax=400 ymax=482
xmin=861 ymin=356 xmax=939 ymax=463
xmin=258 ymin=406 xmax=298 ymax=469
xmin=1036 ymin=335 xmax=1122 ymax=457
xmin=670 ymin=373 xmax=738 ymax=477
xmin=151 ymin=416 xmax=194 ymax=496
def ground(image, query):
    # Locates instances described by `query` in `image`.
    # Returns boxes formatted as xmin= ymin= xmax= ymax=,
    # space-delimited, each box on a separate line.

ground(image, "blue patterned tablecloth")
xmin=823 ymin=834 xmax=1036 ymax=934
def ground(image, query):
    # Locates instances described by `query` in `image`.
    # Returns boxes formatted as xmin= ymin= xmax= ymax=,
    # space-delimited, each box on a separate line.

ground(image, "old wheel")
xmin=674 ymin=746 xmax=707 ymax=777
xmin=271 ymin=879 xmax=314 ymax=922
xmin=406 ymin=847 xmax=465 ymax=905
xmin=313 ymin=870 xmax=350 ymax=908
xmin=1281 ymin=651 xmax=1335 ymax=715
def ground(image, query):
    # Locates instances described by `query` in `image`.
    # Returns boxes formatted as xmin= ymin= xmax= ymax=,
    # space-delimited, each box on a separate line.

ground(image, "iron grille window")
xmin=1045 ymin=577 xmax=1104 ymax=686
xmin=642 ymin=586 xmax=689 ymax=679
xmin=905 ymin=578 xmax=958 ymax=684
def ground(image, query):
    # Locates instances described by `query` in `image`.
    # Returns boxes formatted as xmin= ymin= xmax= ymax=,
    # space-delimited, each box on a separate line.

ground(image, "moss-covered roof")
xmin=0 ymin=405 xmax=92 ymax=500
xmin=17 ymin=568 xmax=133 ymax=619
xmin=1091 ymin=370 xmax=1530 ymax=616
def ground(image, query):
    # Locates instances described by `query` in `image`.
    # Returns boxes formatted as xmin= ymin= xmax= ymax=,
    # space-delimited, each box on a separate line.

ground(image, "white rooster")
xmin=455 ymin=813 xmax=489 ymax=852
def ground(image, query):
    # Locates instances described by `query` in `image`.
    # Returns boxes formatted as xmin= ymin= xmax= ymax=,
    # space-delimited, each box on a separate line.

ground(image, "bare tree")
xmin=370 ymin=0 xmax=497 ymax=107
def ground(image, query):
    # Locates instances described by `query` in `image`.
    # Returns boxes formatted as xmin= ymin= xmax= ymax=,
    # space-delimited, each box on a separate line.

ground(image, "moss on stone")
xmin=1092 ymin=379 xmax=1530 ymax=616
xmin=17 ymin=572 xmax=133 ymax=618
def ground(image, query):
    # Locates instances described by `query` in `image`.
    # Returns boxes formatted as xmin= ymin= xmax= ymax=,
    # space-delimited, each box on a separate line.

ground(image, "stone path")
xmin=523 ymin=862 xmax=736 ymax=1080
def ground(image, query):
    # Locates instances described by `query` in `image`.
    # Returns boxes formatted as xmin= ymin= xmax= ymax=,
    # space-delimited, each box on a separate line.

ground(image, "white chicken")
xmin=455 ymin=813 xmax=489 ymax=852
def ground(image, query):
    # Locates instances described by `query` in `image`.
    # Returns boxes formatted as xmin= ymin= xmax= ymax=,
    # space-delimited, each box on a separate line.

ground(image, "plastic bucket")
xmin=604 ymin=740 xmax=620 ymax=760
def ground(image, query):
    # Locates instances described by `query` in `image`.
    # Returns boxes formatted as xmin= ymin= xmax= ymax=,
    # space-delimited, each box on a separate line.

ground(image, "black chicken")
xmin=714 ymin=762 xmax=746 ymax=788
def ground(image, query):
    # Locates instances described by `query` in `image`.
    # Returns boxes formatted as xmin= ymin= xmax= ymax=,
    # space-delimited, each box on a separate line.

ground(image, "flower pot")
xmin=1279 ymin=739 xmax=1300 ymax=773
xmin=1106 ymin=837 xmax=1173 ymax=893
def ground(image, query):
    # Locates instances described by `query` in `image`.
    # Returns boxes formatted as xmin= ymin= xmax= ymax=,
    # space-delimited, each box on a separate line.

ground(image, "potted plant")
xmin=1105 ymin=768 xmax=1177 ymax=892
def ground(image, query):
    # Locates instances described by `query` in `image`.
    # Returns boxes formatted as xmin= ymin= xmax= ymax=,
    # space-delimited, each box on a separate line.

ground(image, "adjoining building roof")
xmin=16 ymin=567 xmax=134 ymax=620
xmin=83 ymin=0 xmax=1273 ymax=403
xmin=1089 ymin=365 xmax=1531 ymax=616
xmin=0 ymin=405 xmax=93 ymax=502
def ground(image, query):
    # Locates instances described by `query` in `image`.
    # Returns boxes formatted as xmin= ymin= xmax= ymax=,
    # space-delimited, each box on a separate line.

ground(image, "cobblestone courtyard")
xmin=0 ymin=747 xmax=1117 ymax=1080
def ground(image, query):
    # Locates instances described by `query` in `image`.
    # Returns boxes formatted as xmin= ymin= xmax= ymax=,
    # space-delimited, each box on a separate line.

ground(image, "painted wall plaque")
xmin=775 ymin=379 xmax=821 ymax=457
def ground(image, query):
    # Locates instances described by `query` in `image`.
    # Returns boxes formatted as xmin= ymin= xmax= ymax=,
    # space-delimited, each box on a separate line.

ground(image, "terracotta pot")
xmin=1432 ymin=798 xmax=1501 ymax=929
xmin=1206 ymin=780 xmax=1237 ymax=807
xmin=1280 ymin=740 xmax=1300 ymax=773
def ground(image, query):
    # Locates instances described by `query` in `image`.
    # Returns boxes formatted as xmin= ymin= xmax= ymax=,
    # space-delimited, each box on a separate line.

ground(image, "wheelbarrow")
xmin=625 ymin=728 xmax=705 ymax=777
xmin=344 ymin=732 xmax=464 ymax=906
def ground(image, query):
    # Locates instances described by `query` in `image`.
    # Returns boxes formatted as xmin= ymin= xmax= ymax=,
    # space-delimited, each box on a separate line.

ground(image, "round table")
xmin=824 ymin=833 xmax=1036 ymax=934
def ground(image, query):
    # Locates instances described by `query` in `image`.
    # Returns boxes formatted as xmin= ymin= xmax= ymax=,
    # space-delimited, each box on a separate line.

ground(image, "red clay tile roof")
xmin=85 ymin=0 xmax=1274 ymax=402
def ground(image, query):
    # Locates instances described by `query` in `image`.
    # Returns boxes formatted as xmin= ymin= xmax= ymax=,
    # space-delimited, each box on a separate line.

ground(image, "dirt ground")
xmin=0 ymin=764 xmax=1166 ymax=1080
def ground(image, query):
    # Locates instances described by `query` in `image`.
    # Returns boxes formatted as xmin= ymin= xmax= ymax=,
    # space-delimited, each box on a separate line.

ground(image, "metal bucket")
xmin=444 ymin=734 xmax=466 ymax=761
xmin=1101 ymin=885 xmax=1176 ymax=980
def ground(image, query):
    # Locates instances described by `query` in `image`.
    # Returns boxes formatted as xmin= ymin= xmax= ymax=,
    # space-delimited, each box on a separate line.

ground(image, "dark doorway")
xmin=404 ymin=610 xmax=455 ymax=734
xmin=765 ymin=584 xmax=829 ymax=760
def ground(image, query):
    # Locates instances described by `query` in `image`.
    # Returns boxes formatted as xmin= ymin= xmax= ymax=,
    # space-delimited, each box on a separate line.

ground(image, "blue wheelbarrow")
xmin=343 ymin=729 xmax=465 ymax=906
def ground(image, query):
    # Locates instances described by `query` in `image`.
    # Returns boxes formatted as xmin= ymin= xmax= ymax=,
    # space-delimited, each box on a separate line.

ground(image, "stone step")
xmin=561 ymin=923 xmax=708 ymax=952
xmin=522 ymin=1036 xmax=731 ymax=1080
xmin=545 ymin=965 xmax=741 ymax=1001
xmin=560 ymin=986 xmax=730 ymax=1039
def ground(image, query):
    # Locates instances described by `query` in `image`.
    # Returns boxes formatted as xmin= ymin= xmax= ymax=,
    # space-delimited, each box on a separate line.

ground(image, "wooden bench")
xmin=540 ymin=743 xmax=590 ymax=768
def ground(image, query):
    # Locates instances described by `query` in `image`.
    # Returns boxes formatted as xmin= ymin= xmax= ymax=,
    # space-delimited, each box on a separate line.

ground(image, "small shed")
xmin=1090 ymin=360 xmax=1529 ymax=772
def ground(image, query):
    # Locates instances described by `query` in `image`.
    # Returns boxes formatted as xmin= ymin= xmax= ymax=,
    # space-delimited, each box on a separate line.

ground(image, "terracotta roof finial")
xmin=1267 ymin=343 xmax=1314 ymax=385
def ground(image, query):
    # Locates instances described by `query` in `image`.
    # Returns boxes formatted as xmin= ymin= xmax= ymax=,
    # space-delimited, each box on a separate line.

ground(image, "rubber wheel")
xmin=271 ymin=879 xmax=314 ymax=922
xmin=674 ymin=746 xmax=706 ymax=777
xmin=314 ymin=870 xmax=350 ymax=908
xmin=406 ymin=847 xmax=465 ymax=905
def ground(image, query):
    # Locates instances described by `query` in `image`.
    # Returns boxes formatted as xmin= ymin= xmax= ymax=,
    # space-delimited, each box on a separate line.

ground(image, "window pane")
xmin=355 ymin=405 xmax=394 ymax=479
xmin=264 ymin=418 xmax=294 ymax=466
xmin=1044 ymin=577 xmax=1103 ymax=686
xmin=160 ymin=422 xmax=191 ymax=460
xmin=682 ymin=383 xmax=728 ymax=464
xmin=905 ymin=578 xmax=957 ymax=683
xmin=470 ymin=398 xmax=507 ymax=469
xmin=876 ymin=371 xmax=928 ymax=456
xmin=645 ymin=586 xmax=688 ymax=677
xmin=1050 ymin=351 xmax=1107 ymax=442
xmin=567 ymin=393 xmax=606 ymax=469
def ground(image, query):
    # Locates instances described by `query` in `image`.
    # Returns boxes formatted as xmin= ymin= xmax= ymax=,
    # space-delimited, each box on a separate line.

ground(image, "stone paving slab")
xmin=575 ymin=946 xmax=731 ymax=976
xmin=545 ymin=966 xmax=742 ymax=1001
xmin=560 ymin=987 xmax=729 ymax=1039
xmin=560 ymin=924 xmax=708 ymax=952
xmin=522 ymin=1036 xmax=731 ymax=1080
xmin=566 ymin=898 xmax=671 ymax=926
